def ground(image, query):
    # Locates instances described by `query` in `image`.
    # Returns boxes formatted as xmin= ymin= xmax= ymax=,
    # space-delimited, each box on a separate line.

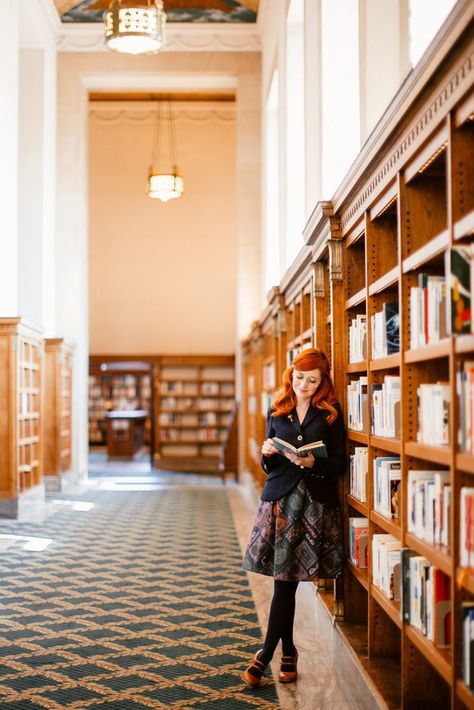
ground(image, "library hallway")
xmin=0 ymin=463 xmax=378 ymax=710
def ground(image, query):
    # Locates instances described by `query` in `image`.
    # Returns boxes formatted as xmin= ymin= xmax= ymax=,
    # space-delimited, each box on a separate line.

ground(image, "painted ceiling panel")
xmin=58 ymin=0 xmax=258 ymax=23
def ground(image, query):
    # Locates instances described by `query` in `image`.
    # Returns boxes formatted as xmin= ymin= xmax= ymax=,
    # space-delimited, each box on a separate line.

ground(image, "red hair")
xmin=272 ymin=348 xmax=338 ymax=423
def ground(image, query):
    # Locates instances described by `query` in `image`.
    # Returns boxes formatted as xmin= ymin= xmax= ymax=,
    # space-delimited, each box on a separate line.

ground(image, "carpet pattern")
xmin=0 ymin=486 xmax=279 ymax=708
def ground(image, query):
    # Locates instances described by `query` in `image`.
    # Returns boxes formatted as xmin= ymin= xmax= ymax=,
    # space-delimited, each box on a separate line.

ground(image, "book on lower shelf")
xmin=349 ymin=517 xmax=368 ymax=568
xmin=371 ymin=375 xmax=400 ymax=438
xmin=371 ymin=302 xmax=399 ymax=359
xmin=349 ymin=314 xmax=367 ymax=363
xmin=347 ymin=376 xmax=369 ymax=432
xmin=410 ymin=274 xmax=447 ymax=348
xmin=460 ymin=487 xmax=474 ymax=568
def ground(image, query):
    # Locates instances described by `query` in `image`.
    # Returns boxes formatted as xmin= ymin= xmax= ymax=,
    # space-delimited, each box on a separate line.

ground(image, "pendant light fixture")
xmin=147 ymin=97 xmax=184 ymax=202
xmin=104 ymin=0 xmax=167 ymax=55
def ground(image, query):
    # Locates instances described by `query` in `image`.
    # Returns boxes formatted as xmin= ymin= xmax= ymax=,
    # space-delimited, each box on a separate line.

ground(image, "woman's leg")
xmin=258 ymin=579 xmax=299 ymax=665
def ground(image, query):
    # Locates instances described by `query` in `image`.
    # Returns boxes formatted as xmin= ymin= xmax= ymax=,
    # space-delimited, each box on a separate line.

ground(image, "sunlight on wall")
xmin=285 ymin=0 xmax=305 ymax=268
xmin=264 ymin=70 xmax=280 ymax=294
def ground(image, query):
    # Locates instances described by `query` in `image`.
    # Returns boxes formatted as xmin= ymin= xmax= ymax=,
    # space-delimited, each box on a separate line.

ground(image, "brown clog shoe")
xmin=241 ymin=650 xmax=266 ymax=688
xmin=279 ymin=649 xmax=298 ymax=683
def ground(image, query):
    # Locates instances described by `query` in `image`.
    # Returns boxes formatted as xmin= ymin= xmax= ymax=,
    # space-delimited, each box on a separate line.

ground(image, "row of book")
xmin=407 ymin=470 xmax=451 ymax=547
xmin=347 ymin=375 xmax=401 ymax=438
xmin=158 ymin=411 xmax=223 ymax=426
xmin=348 ymin=245 xmax=473 ymax=360
xmin=460 ymin=487 xmax=474 ymax=568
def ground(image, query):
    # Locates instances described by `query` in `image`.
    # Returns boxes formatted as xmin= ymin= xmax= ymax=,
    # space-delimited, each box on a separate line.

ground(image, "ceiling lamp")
xmin=104 ymin=0 xmax=166 ymax=55
xmin=147 ymin=98 xmax=184 ymax=202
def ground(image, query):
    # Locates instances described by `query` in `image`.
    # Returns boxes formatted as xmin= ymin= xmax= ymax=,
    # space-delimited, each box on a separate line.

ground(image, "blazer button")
xmin=297 ymin=435 xmax=303 ymax=441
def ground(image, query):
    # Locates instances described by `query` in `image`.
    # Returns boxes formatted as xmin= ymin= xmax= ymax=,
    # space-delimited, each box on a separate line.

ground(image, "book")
xmin=271 ymin=437 xmax=328 ymax=458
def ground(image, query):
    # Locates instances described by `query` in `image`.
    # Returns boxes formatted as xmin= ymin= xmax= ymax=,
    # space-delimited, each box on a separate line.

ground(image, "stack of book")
xmin=407 ymin=470 xmax=451 ymax=546
xmin=349 ymin=517 xmax=368 ymax=568
xmin=373 ymin=457 xmax=401 ymax=519
xmin=372 ymin=534 xmax=401 ymax=600
xmin=371 ymin=375 xmax=401 ymax=438
xmin=416 ymin=383 xmax=450 ymax=445
xmin=349 ymin=446 xmax=368 ymax=502
xmin=401 ymin=550 xmax=451 ymax=648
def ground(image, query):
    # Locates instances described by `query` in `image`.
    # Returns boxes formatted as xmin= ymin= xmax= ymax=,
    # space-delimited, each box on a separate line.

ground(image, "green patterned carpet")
xmin=0 ymin=484 xmax=279 ymax=708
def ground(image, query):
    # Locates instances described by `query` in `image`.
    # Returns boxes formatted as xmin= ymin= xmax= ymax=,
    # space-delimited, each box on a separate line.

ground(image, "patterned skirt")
xmin=242 ymin=478 xmax=343 ymax=582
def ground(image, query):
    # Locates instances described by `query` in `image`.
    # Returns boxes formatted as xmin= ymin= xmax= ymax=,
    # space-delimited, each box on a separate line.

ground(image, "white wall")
xmin=0 ymin=1 xmax=20 ymax=316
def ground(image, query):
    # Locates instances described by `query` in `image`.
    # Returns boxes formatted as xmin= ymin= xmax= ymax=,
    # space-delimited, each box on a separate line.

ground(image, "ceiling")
xmin=56 ymin=1 xmax=259 ymax=23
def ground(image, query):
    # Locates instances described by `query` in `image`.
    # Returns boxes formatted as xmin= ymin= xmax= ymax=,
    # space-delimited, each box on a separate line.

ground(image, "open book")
xmin=272 ymin=437 xmax=328 ymax=458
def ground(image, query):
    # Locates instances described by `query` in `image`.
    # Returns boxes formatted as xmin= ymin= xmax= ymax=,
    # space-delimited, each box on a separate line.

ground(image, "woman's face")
xmin=292 ymin=367 xmax=322 ymax=402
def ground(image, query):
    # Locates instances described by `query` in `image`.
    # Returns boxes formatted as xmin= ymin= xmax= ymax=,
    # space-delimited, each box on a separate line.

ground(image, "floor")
xmin=82 ymin=457 xmax=383 ymax=710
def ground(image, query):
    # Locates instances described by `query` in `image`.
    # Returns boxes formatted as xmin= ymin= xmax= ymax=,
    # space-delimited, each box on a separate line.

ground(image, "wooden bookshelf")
xmin=155 ymin=354 xmax=235 ymax=472
xmin=0 ymin=318 xmax=44 ymax=511
xmin=88 ymin=359 xmax=152 ymax=446
xmin=240 ymin=6 xmax=474 ymax=707
xmin=44 ymin=338 xmax=73 ymax=486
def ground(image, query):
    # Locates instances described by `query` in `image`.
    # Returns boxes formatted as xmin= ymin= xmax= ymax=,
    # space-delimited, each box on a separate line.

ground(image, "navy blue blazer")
xmin=260 ymin=402 xmax=346 ymax=507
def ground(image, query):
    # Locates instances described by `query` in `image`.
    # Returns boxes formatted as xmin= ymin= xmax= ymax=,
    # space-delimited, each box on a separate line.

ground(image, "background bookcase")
xmin=0 ymin=318 xmax=43 ymax=501
xmin=44 ymin=338 xmax=73 ymax=483
xmin=154 ymin=355 xmax=235 ymax=472
xmin=241 ymin=8 xmax=474 ymax=709
xmin=88 ymin=361 xmax=152 ymax=446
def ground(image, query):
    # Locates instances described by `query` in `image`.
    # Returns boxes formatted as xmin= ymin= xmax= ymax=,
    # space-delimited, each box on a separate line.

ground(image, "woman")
xmin=241 ymin=348 xmax=346 ymax=688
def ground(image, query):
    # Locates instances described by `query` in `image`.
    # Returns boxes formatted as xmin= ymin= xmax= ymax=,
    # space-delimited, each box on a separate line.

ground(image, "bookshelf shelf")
xmin=347 ymin=559 xmax=369 ymax=591
xmin=456 ymin=453 xmax=474 ymax=474
xmin=369 ymin=353 xmax=401 ymax=371
xmin=368 ymin=267 xmax=399 ymax=296
xmin=404 ymin=339 xmax=451 ymax=363
xmin=405 ymin=625 xmax=452 ymax=685
xmin=402 ymin=229 xmax=450 ymax=273
xmin=348 ymin=430 xmax=369 ymax=445
xmin=347 ymin=494 xmax=369 ymax=516
xmin=370 ymin=510 xmax=402 ymax=539
xmin=455 ymin=334 xmax=474 ymax=355
xmin=347 ymin=361 xmax=368 ymax=373
xmin=454 ymin=208 xmax=474 ymax=241
xmin=370 ymin=436 xmax=401 ymax=454
xmin=345 ymin=288 xmax=366 ymax=310
xmin=456 ymin=679 xmax=474 ymax=710
xmin=371 ymin=585 xmax=402 ymax=628
xmin=457 ymin=568 xmax=474 ymax=595
xmin=404 ymin=441 xmax=452 ymax=466
xmin=404 ymin=532 xmax=451 ymax=576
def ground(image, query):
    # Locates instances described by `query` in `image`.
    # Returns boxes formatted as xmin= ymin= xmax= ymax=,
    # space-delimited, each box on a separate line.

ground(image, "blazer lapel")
xmin=301 ymin=403 xmax=319 ymax=428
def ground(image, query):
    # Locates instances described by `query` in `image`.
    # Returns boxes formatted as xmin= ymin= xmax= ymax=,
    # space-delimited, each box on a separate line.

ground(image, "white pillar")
xmin=304 ymin=0 xmax=322 ymax=216
xmin=56 ymin=56 xmax=90 ymax=484
xmin=321 ymin=0 xmax=360 ymax=199
xmin=0 ymin=1 xmax=20 ymax=315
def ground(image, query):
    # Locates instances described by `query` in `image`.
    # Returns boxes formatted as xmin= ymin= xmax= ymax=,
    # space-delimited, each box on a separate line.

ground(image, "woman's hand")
xmin=284 ymin=452 xmax=315 ymax=468
xmin=262 ymin=438 xmax=279 ymax=456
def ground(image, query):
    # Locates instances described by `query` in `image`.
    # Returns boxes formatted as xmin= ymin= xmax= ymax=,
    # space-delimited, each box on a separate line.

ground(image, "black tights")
xmin=258 ymin=580 xmax=299 ymax=666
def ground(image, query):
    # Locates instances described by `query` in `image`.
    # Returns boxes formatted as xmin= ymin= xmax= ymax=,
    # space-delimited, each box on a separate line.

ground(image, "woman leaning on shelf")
xmin=241 ymin=348 xmax=346 ymax=687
